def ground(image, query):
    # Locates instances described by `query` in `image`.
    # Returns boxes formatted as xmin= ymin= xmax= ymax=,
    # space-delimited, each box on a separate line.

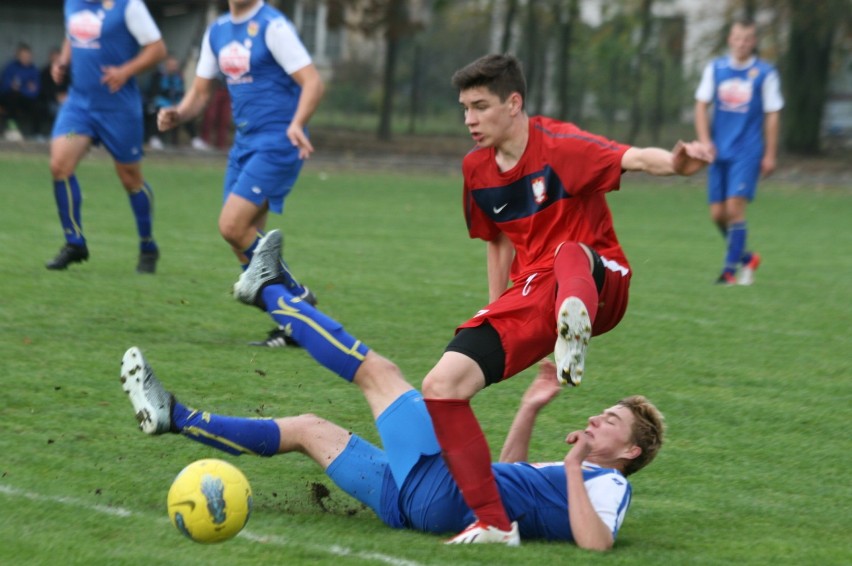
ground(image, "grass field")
xmin=1 ymin=148 xmax=850 ymax=565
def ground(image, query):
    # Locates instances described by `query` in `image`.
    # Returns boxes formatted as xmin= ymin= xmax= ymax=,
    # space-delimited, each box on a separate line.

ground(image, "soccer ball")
xmin=167 ymin=458 xmax=252 ymax=543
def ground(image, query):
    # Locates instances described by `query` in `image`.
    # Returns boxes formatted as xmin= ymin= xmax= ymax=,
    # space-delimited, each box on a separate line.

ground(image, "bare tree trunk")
xmin=782 ymin=0 xmax=842 ymax=154
xmin=555 ymin=0 xmax=580 ymax=121
xmin=627 ymin=0 xmax=654 ymax=144
xmin=407 ymin=42 xmax=421 ymax=134
xmin=377 ymin=0 xmax=404 ymax=141
xmin=501 ymin=0 xmax=519 ymax=53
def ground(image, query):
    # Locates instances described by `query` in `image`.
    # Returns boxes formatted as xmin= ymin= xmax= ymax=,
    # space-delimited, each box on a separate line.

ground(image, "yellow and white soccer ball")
xmin=167 ymin=458 xmax=252 ymax=543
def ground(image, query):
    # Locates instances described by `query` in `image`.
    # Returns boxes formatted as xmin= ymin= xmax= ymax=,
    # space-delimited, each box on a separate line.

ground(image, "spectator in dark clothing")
xmin=0 ymin=43 xmax=41 ymax=138
xmin=145 ymin=54 xmax=207 ymax=150
xmin=39 ymin=47 xmax=71 ymax=139
xmin=201 ymin=76 xmax=231 ymax=150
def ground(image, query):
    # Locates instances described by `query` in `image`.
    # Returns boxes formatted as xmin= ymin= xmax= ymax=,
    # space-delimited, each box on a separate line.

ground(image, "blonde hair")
xmin=618 ymin=395 xmax=665 ymax=476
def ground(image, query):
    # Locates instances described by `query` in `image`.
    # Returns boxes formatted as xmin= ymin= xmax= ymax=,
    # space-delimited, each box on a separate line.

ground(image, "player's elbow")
xmin=576 ymin=536 xmax=614 ymax=552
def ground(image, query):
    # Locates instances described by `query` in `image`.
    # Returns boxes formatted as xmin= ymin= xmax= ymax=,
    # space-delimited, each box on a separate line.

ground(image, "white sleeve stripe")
xmin=125 ymin=0 xmax=162 ymax=46
xmin=694 ymin=62 xmax=715 ymax=102
xmin=266 ymin=17 xmax=312 ymax=74
xmin=195 ymin=28 xmax=219 ymax=79
xmin=584 ymin=473 xmax=631 ymax=534
xmin=762 ymin=70 xmax=785 ymax=113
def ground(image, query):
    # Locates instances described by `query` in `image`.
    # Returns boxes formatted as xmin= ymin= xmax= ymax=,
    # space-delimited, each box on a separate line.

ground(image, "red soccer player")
xmin=421 ymin=54 xmax=712 ymax=545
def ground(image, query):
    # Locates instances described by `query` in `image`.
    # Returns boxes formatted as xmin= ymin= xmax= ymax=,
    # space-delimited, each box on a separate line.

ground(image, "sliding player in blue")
xmin=120 ymin=229 xmax=664 ymax=549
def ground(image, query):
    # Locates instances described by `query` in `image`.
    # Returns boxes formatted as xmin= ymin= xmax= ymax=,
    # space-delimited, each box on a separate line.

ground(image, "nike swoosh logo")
xmin=172 ymin=499 xmax=196 ymax=511
xmin=493 ymin=203 xmax=508 ymax=214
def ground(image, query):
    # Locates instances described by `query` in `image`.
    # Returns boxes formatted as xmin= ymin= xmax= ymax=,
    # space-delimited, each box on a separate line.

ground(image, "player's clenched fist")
xmin=157 ymin=107 xmax=181 ymax=132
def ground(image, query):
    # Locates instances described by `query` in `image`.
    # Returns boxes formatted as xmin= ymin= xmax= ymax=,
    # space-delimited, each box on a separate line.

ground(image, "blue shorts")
xmin=52 ymin=97 xmax=144 ymax=164
xmin=707 ymin=157 xmax=761 ymax=204
xmin=324 ymin=390 xmax=474 ymax=534
xmin=223 ymin=145 xmax=303 ymax=214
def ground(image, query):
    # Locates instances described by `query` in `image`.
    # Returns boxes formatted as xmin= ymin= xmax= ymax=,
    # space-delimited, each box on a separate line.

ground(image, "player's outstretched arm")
xmin=499 ymin=360 xmax=562 ymax=463
xmin=157 ymin=76 xmax=214 ymax=132
xmin=621 ymin=141 xmax=714 ymax=177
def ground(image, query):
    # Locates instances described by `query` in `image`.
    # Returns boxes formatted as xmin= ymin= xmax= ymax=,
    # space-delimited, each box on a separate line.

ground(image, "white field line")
xmin=0 ymin=484 xmax=424 ymax=566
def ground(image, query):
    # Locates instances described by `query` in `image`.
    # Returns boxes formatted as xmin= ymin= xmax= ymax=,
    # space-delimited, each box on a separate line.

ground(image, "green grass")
xmin=1 ymin=148 xmax=850 ymax=565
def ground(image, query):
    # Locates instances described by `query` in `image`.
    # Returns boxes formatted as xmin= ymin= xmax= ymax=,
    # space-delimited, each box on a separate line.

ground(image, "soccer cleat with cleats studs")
xmin=715 ymin=272 xmax=737 ymax=286
xmin=249 ymin=326 xmax=301 ymax=348
xmin=737 ymin=252 xmax=761 ymax=286
xmin=554 ymin=297 xmax=592 ymax=386
xmin=137 ymin=249 xmax=160 ymax=274
xmin=120 ymin=346 xmax=174 ymax=435
xmin=46 ymin=243 xmax=89 ymax=270
xmin=445 ymin=520 xmax=520 ymax=546
xmin=234 ymin=230 xmax=286 ymax=307
xmin=235 ymin=230 xmax=317 ymax=310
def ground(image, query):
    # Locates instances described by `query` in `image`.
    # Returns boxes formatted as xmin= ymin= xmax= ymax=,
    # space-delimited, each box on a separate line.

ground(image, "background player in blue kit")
xmin=157 ymin=0 xmax=325 ymax=346
xmin=47 ymin=0 xmax=167 ymax=273
xmin=121 ymin=230 xmax=664 ymax=550
xmin=695 ymin=18 xmax=784 ymax=286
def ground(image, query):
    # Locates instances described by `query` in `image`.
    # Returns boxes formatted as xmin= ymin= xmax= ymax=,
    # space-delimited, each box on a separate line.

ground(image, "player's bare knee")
xmin=217 ymin=219 xmax=244 ymax=247
xmin=354 ymin=352 xmax=402 ymax=389
xmin=49 ymin=158 xmax=72 ymax=180
xmin=422 ymin=370 xmax=464 ymax=399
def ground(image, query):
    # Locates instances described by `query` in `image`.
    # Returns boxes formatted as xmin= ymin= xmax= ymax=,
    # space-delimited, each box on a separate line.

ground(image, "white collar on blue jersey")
xmin=727 ymin=55 xmax=757 ymax=70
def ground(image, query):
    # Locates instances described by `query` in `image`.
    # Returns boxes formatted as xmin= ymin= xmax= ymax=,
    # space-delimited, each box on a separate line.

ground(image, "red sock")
xmin=554 ymin=243 xmax=599 ymax=324
xmin=425 ymin=398 xmax=512 ymax=531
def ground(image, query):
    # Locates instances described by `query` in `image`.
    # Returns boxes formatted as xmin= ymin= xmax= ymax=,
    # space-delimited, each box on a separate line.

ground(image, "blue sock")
xmin=128 ymin=183 xmax=157 ymax=252
xmin=53 ymin=176 xmax=85 ymax=246
xmin=280 ymin=257 xmax=308 ymax=296
xmin=725 ymin=221 xmax=747 ymax=274
xmin=172 ymin=401 xmax=280 ymax=457
xmin=240 ymin=235 xmax=261 ymax=271
xmin=261 ymin=284 xmax=369 ymax=381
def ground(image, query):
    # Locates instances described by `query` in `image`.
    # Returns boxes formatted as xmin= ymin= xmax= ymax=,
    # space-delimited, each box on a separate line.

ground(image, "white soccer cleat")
xmin=120 ymin=347 xmax=173 ymax=435
xmin=233 ymin=230 xmax=284 ymax=305
xmin=446 ymin=520 xmax=520 ymax=546
xmin=554 ymin=297 xmax=592 ymax=386
xmin=737 ymin=252 xmax=761 ymax=286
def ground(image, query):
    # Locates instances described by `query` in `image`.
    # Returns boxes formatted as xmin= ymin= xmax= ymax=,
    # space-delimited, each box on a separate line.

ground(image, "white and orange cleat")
xmin=445 ymin=520 xmax=520 ymax=546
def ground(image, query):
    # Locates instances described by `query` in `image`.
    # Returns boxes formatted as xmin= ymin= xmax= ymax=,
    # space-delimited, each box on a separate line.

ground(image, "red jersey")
xmin=462 ymin=116 xmax=631 ymax=282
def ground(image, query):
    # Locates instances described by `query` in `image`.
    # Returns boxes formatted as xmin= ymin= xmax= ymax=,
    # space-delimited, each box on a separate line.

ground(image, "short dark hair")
xmin=451 ymin=54 xmax=526 ymax=107
xmin=732 ymin=17 xmax=756 ymax=31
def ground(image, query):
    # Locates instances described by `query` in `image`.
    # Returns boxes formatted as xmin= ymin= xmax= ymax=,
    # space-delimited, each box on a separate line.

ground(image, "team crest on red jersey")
xmin=531 ymin=176 xmax=547 ymax=204
xmin=219 ymin=41 xmax=251 ymax=81
xmin=68 ymin=10 xmax=103 ymax=46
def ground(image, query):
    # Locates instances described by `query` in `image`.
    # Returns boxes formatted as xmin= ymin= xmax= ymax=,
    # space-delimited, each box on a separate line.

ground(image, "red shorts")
xmin=457 ymin=264 xmax=631 ymax=381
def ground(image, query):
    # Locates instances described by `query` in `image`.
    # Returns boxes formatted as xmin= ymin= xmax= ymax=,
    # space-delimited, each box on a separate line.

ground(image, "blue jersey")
xmin=203 ymin=4 xmax=307 ymax=146
xmin=706 ymin=57 xmax=778 ymax=161
xmin=64 ymin=0 xmax=161 ymax=111
xmin=493 ymin=461 xmax=632 ymax=541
